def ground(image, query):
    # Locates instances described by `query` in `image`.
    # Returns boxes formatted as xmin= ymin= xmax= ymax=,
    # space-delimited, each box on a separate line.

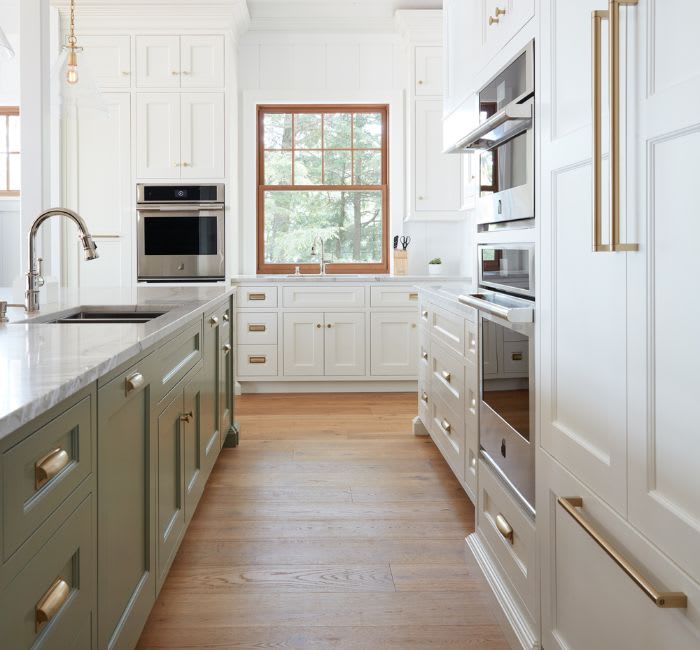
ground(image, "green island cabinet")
xmin=0 ymin=293 xmax=236 ymax=650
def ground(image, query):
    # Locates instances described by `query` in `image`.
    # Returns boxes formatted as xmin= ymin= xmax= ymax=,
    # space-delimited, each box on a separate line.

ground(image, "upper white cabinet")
xmin=136 ymin=35 xmax=224 ymax=88
xmin=370 ymin=312 xmax=418 ymax=376
xmin=137 ymin=92 xmax=224 ymax=179
xmin=80 ymin=35 xmax=131 ymax=88
xmin=414 ymin=46 xmax=442 ymax=95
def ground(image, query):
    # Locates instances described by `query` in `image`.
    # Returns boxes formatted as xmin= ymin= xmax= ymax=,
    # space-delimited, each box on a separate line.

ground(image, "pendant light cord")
xmin=68 ymin=0 xmax=77 ymax=49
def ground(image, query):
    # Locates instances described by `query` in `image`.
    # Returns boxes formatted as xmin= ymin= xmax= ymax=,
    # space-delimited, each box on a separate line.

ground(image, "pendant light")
xmin=0 ymin=25 xmax=15 ymax=61
xmin=52 ymin=0 xmax=106 ymax=118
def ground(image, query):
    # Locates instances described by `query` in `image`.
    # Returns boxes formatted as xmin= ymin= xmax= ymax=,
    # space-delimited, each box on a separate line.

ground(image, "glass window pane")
xmin=8 ymin=115 xmax=20 ymax=152
xmin=353 ymin=150 xmax=381 ymax=185
xmin=8 ymin=153 xmax=20 ymax=191
xmin=264 ymin=151 xmax=292 ymax=185
xmin=324 ymin=113 xmax=352 ymax=149
xmin=324 ymin=150 xmax=352 ymax=185
xmin=263 ymin=190 xmax=383 ymax=264
xmin=294 ymin=113 xmax=322 ymax=149
xmin=353 ymin=112 xmax=382 ymax=148
xmin=294 ymin=150 xmax=322 ymax=185
xmin=0 ymin=117 xmax=7 ymax=154
xmin=264 ymin=113 xmax=293 ymax=149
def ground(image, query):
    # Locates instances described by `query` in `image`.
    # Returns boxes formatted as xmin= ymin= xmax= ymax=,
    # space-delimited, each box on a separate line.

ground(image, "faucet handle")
xmin=36 ymin=258 xmax=45 ymax=288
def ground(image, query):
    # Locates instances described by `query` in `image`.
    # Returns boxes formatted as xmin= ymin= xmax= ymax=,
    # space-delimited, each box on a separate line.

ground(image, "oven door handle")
xmin=449 ymin=103 xmax=532 ymax=153
xmin=138 ymin=205 xmax=223 ymax=212
xmin=458 ymin=294 xmax=533 ymax=324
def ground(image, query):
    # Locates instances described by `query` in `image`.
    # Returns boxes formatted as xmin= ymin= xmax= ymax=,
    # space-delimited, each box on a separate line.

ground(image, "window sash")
xmin=0 ymin=106 xmax=20 ymax=197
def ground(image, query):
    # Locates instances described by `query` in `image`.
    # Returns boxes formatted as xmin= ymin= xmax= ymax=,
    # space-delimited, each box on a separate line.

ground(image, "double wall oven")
xmin=137 ymin=184 xmax=225 ymax=282
xmin=460 ymin=243 xmax=535 ymax=516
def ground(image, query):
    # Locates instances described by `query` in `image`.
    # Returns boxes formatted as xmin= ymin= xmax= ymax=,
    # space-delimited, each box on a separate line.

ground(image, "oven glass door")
xmin=143 ymin=215 xmax=219 ymax=256
xmin=479 ymin=245 xmax=533 ymax=297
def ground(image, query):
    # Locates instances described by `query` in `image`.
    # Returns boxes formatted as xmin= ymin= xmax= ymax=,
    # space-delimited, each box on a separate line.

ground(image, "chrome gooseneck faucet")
xmin=310 ymin=235 xmax=329 ymax=275
xmin=26 ymin=208 xmax=99 ymax=312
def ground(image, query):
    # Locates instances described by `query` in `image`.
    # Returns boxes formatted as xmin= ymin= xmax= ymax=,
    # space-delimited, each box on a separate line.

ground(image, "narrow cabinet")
xmin=97 ymin=356 xmax=157 ymax=650
xmin=324 ymin=312 xmax=365 ymax=376
xmin=136 ymin=93 xmax=181 ymax=179
xmin=370 ymin=312 xmax=419 ymax=376
xmin=283 ymin=313 xmax=325 ymax=376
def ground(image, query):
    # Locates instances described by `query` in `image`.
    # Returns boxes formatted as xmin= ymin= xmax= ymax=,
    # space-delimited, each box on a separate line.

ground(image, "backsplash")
xmin=402 ymin=218 xmax=473 ymax=277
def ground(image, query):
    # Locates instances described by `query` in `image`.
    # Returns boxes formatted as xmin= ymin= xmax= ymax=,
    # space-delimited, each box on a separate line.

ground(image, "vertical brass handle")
xmin=495 ymin=513 xmax=514 ymax=544
xmin=35 ymin=448 xmax=70 ymax=490
xmin=125 ymin=372 xmax=144 ymax=394
xmin=592 ymin=9 xmax=609 ymax=252
xmin=558 ymin=497 xmax=687 ymax=608
xmin=36 ymin=578 xmax=70 ymax=632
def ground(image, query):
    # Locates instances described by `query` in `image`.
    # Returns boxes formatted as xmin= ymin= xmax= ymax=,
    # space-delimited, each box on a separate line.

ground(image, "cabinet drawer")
xmin=237 ymin=312 xmax=278 ymax=345
xmin=478 ymin=458 xmax=536 ymax=622
xmin=283 ymin=285 xmax=364 ymax=308
xmin=0 ymin=495 xmax=95 ymax=650
xmin=237 ymin=345 xmax=278 ymax=377
xmin=430 ymin=339 xmax=466 ymax=415
xmin=370 ymin=285 xmax=420 ymax=307
xmin=154 ymin=321 xmax=202 ymax=403
xmin=418 ymin=380 xmax=430 ymax=428
xmin=429 ymin=304 xmax=465 ymax=357
xmin=419 ymin=327 xmax=430 ymax=379
xmin=239 ymin=286 xmax=278 ymax=308
xmin=428 ymin=391 xmax=465 ymax=482
xmin=2 ymin=395 xmax=94 ymax=561
xmin=465 ymin=319 xmax=478 ymax=368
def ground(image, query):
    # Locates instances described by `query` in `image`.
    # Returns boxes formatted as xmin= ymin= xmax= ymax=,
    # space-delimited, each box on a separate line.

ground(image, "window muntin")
xmin=0 ymin=107 xmax=20 ymax=197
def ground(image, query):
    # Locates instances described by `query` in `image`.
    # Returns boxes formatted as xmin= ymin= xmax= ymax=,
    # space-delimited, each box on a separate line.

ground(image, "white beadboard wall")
xmin=236 ymin=31 xmax=469 ymax=276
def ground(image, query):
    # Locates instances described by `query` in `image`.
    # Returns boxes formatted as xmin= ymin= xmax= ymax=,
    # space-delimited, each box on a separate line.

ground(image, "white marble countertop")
xmin=0 ymin=285 xmax=236 ymax=441
xmin=231 ymin=274 xmax=469 ymax=284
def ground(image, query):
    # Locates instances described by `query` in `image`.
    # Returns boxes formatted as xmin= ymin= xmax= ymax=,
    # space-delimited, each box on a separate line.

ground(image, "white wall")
xmin=236 ymin=30 xmax=469 ymax=277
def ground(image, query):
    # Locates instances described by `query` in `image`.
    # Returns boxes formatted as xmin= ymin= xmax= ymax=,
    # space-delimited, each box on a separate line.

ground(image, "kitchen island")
xmin=0 ymin=285 xmax=236 ymax=650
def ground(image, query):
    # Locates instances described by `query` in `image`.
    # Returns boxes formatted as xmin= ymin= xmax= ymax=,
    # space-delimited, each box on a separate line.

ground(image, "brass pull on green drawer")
xmin=125 ymin=372 xmax=144 ymax=394
xmin=209 ymin=316 xmax=219 ymax=326
xmin=35 ymin=578 xmax=70 ymax=632
xmin=35 ymin=448 xmax=70 ymax=490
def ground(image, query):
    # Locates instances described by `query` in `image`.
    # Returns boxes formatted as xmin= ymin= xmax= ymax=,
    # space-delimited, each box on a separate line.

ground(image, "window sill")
xmin=0 ymin=197 xmax=20 ymax=211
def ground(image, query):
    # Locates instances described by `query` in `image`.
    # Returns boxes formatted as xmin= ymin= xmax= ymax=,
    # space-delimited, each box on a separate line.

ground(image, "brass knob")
xmin=223 ymin=312 xmax=230 ymax=322
xmin=421 ymin=392 xmax=428 ymax=403
xmin=422 ymin=310 xmax=428 ymax=318
xmin=489 ymin=15 xmax=499 ymax=25
xmin=422 ymin=351 xmax=428 ymax=360
xmin=316 ymin=323 xmax=322 ymax=328
xmin=327 ymin=323 xmax=332 ymax=328
xmin=125 ymin=372 xmax=144 ymax=393
xmin=182 ymin=70 xmax=191 ymax=75
xmin=441 ymin=418 xmax=452 ymax=433
xmin=121 ymin=70 xmax=130 ymax=76
xmin=171 ymin=70 xmax=181 ymax=75
xmin=441 ymin=370 xmax=452 ymax=383
xmin=495 ymin=513 xmax=513 ymax=544
xmin=183 ymin=162 xmax=191 ymax=167
xmin=210 ymin=316 xmax=219 ymax=325
xmin=179 ymin=410 xmax=194 ymax=423
xmin=223 ymin=343 xmax=232 ymax=354
xmin=495 ymin=6 xmax=506 ymax=16
xmin=417 ymin=80 xmax=424 ymax=85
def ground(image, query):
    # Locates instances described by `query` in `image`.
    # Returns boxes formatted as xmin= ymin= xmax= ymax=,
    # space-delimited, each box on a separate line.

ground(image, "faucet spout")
xmin=26 ymin=208 xmax=99 ymax=312
xmin=311 ymin=235 xmax=328 ymax=275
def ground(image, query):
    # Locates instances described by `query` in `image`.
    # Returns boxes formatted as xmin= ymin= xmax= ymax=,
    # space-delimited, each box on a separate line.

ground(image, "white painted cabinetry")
xmin=370 ymin=312 xmax=418 ymax=376
xmin=283 ymin=313 xmax=325 ymax=376
xmin=324 ymin=313 xmax=366 ymax=377
xmin=79 ymin=35 xmax=131 ymax=88
xmin=414 ymin=46 xmax=442 ymax=96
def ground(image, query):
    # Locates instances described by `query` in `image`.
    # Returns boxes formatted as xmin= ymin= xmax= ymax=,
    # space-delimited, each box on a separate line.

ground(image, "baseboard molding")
xmin=240 ymin=380 xmax=417 ymax=394
xmin=466 ymin=532 xmax=539 ymax=650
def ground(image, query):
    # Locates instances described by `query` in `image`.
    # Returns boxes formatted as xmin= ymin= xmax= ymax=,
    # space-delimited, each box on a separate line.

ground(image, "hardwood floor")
xmin=137 ymin=393 xmax=509 ymax=649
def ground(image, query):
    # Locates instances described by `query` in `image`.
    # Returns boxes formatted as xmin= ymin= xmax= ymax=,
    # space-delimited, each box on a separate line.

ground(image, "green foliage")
xmin=429 ymin=257 xmax=442 ymax=265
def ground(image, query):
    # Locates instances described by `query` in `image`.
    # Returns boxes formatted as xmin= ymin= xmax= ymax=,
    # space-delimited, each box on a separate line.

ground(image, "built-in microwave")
xmin=477 ymin=243 xmax=535 ymax=299
xmin=448 ymin=41 xmax=534 ymax=229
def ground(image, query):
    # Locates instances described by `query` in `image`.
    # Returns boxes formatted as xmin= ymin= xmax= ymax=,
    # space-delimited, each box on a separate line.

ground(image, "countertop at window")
xmin=231 ymin=274 xmax=470 ymax=284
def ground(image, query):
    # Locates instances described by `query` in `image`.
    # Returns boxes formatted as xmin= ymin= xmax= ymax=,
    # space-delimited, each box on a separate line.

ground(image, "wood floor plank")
xmin=391 ymin=563 xmax=486 ymax=592
xmin=202 ymin=485 xmax=354 ymax=503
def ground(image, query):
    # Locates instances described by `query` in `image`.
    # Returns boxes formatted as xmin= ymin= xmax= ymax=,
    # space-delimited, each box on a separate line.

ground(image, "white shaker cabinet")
xmin=180 ymin=93 xmax=225 ymax=178
xmin=370 ymin=312 xmax=419 ymax=376
xmin=414 ymin=46 xmax=442 ymax=96
xmin=283 ymin=313 xmax=324 ymax=376
xmin=324 ymin=313 xmax=366 ymax=377
xmin=181 ymin=35 xmax=225 ymax=88
xmin=136 ymin=93 xmax=181 ymax=179
xmin=79 ymin=35 xmax=131 ymax=88
xmin=136 ymin=35 xmax=181 ymax=88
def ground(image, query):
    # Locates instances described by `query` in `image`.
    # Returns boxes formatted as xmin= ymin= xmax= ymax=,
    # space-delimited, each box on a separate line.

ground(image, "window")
xmin=257 ymin=105 xmax=389 ymax=274
xmin=0 ymin=107 xmax=20 ymax=197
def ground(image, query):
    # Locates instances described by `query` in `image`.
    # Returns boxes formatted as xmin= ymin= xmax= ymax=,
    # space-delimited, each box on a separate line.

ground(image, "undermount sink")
xmin=20 ymin=306 xmax=170 ymax=325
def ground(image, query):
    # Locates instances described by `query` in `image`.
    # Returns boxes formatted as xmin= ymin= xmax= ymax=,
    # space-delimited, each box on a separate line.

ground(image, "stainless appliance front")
xmin=137 ymin=184 xmax=225 ymax=282
xmin=477 ymin=243 xmax=535 ymax=299
xmin=459 ymin=290 xmax=535 ymax=515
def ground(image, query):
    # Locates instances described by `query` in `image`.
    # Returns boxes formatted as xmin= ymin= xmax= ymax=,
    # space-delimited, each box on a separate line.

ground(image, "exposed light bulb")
xmin=66 ymin=64 xmax=79 ymax=84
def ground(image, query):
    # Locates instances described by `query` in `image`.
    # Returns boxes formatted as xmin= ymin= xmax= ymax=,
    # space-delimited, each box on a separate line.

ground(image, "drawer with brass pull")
xmin=2 ymin=392 xmax=94 ymax=561
xmin=430 ymin=339 xmax=466 ymax=414
xmin=237 ymin=312 xmax=278 ymax=345
xmin=154 ymin=320 xmax=203 ymax=404
xmin=0 ymin=494 xmax=95 ymax=649
xmin=238 ymin=286 xmax=278 ymax=308
xmin=370 ymin=285 xmax=422 ymax=307
xmin=236 ymin=345 xmax=278 ymax=377
xmin=428 ymin=391 xmax=465 ymax=483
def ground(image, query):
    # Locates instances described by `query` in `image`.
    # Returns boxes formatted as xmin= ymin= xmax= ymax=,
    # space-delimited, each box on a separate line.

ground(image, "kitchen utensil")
xmin=400 ymin=236 xmax=411 ymax=250
xmin=393 ymin=235 xmax=399 ymax=250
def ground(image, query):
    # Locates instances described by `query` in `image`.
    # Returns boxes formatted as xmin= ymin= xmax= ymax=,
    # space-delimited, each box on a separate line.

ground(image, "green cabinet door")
xmin=202 ymin=310 xmax=222 ymax=472
xmin=156 ymin=390 xmax=186 ymax=587
xmin=183 ymin=365 xmax=205 ymax=523
xmin=219 ymin=320 xmax=233 ymax=448
xmin=98 ymin=357 xmax=156 ymax=650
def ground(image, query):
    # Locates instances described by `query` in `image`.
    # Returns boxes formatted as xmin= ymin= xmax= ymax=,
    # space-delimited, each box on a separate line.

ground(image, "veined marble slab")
xmin=231 ymin=274 xmax=469 ymax=284
xmin=0 ymin=285 xmax=236 ymax=440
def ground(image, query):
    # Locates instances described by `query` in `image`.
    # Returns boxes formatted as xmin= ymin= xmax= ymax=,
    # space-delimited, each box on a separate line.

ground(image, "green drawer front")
xmin=2 ymin=395 xmax=93 ymax=561
xmin=154 ymin=321 xmax=203 ymax=404
xmin=0 ymin=494 xmax=95 ymax=650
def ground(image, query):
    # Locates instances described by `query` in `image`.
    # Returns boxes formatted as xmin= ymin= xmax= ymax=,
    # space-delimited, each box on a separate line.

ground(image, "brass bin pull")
xmin=441 ymin=418 xmax=451 ymax=433
xmin=36 ymin=578 xmax=70 ymax=632
xmin=248 ymin=293 xmax=266 ymax=301
xmin=35 ymin=448 xmax=70 ymax=490
xmin=409 ymin=292 xmax=418 ymax=300
xmin=249 ymin=355 xmax=266 ymax=364
xmin=248 ymin=324 xmax=266 ymax=332
xmin=558 ymin=497 xmax=687 ymax=608
xmin=441 ymin=370 xmax=452 ymax=383
xmin=495 ymin=513 xmax=514 ymax=544
xmin=125 ymin=372 xmax=144 ymax=394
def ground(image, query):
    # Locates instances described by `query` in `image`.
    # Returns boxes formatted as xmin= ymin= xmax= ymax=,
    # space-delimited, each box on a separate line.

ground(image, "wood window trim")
xmin=0 ymin=106 xmax=20 ymax=197
xmin=256 ymin=104 xmax=389 ymax=275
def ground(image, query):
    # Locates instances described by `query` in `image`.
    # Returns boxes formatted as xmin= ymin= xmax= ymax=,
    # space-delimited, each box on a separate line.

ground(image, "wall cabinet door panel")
xmin=80 ymin=35 xmax=131 ymax=87
xmin=283 ymin=313 xmax=324 ymax=376
xmin=181 ymin=35 xmax=225 ymax=88
xmin=370 ymin=312 xmax=418 ymax=376
xmin=324 ymin=312 xmax=365 ymax=376
xmin=181 ymin=92 xmax=225 ymax=178
xmin=415 ymin=46 xmax=442 ymax=96
xmin=136 ymin=93 xmax=181 ymax=179
xmin=136 ymin=35 xmax=181 ymax=88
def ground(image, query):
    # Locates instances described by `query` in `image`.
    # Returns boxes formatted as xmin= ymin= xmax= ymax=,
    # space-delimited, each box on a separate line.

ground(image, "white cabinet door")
xmin=283 ymin=313 xmax=324 ymax=376
xmin=627 ymin=0 xmax=700 ymax=585
xmin=324 ymin=313 xmax=365 ymax=376
xmin=136 ymin=93 xmax=181 ymax=179
xmin=74 ymin=93 xmax=131 ymax=286
xmin=539 ymin=0 xmax=628 ymax=515
xmin=370 ymin=312 xmax=418 ymax=376
xmin=413 ymin=100 xmax=462 ymax=218
xmin=180 ymin=93 xmax=225 ymax=179
xmin=181 ymin=35 xmax=225 ymax=88
xmin=136 ymin=35 xmax=181 ymax=88
xmin=80 ymin=35 xmax=131 ymax=88
xmin=414 ymin=46 xmax=442 ymax=96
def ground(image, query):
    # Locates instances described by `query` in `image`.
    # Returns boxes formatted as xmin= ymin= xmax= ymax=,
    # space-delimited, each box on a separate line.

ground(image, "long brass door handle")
xmin=36 ymin=578 xmax=70 ymax=632
xmin=558 ymin=497 xmax=687 ymax=608
xmin=35 ymin=448 xmax=70 ymax=489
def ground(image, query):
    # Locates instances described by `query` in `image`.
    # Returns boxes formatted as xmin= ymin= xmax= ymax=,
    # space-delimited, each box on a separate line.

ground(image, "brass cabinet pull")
xmin=421 ymin=392 xmax=428 ymax=403
xmin=512 ymin=352 xmax=523 ymax=361
xmin=591 ymin=1 xmax=639 ymax=252
xmin=248 ymin=324 xmax=266 ymax=332
xmin=441 ymin=370 xmax=452 ymax=383
xmin=210 ymin=316 xmax=219 ymax=325
xmin=36 ymin=578 xmax=70 ymax=632
xmin=35 ymin=448 xmax=70 ymax=490
xmin=125 ymin=372 xmax=144 ymax=394
xmin=249 ymin=355 xmax=266 ymax=364
xmin=421 ymin=310 xmax=428 ymax=318
xmin=327 ymin=323 xmax=332 ymax=328
xmin=316 ymin=323 xmax=322 ymax=328
xmin=179 ymin=410 xmax=194 ymax=423
xmin=248 ymin=292 xmax=266 ymax=301
xmin=223 ymin=312 xmax=230 ymax=322
xmin=441 ymin=418 xmax=451 ymax=433
xmin=422 ymin=351 xmax=428 ymax=360
xmin=409 ymin=292 xmax=418 ymax=300
xmin=558 ymin=497 xmax=687 ymax=608
xmin=223 ymin=343 xmax=232 ymax=354
xmin=495 ymin=513 xmax=514 ymax=544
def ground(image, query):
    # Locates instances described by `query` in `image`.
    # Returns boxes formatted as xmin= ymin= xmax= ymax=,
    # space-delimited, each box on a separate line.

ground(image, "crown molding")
xmin=394 ymin=9 xmax=443 ymax=42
